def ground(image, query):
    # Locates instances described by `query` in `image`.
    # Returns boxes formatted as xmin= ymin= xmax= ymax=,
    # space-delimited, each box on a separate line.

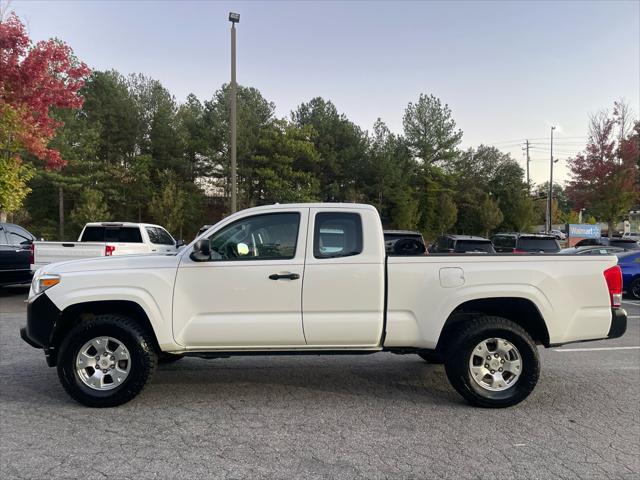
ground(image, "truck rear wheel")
xmin=57 ymin=314 xmax=157 ymax=407
xmin=444 ymin=316 xmax=539 ymax=408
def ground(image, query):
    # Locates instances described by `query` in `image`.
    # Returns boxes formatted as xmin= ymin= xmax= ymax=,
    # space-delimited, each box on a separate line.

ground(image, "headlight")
xmin=32 ymin=274 xmax=61 ymax=295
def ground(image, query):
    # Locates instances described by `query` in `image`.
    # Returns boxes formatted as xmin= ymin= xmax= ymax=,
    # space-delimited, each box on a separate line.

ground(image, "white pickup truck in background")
xmin=31 ymin=222 xmax=181 ymax=270
xmin=21 ymin=204 xmax=627 ymax=409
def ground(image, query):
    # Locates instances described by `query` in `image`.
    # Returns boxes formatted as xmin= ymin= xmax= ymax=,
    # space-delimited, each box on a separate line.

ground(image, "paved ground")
xmin=1 ymin=287 xmax=638 ymax=479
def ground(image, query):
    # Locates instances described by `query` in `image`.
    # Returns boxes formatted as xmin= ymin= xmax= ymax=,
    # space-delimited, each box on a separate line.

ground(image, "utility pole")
xmin=229 ymin=12 xmax=240 ymax=213
xmin=523 ymin=140 xmax=531 ymax=192
xmin=546 ymin=126 xmax=556 ymax=232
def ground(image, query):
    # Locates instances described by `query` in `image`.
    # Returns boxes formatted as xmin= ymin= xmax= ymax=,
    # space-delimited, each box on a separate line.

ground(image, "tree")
xmin=69 ymin=189 xmax=110 ymax=229
xmin=0 ymin=12 xmax=90 ymax=220
xmin=149 ymin=171 xmax=187 ymax=237
xmin=433 ymin=193 xmax=458 ymax=235
xmin=292 ymin=97 xmax=368 ymax=202
xmin=450 ymin=146 xmax=530 ymax=233
xmin=566 ymin=105 xmax=639 ymax=236
xmin=403 ymin=94 xmax=463 ymax=166
xmin=478 ymin=195 xmax=504 ymax=237
xmin=0 ymin=107 xmax=34 ymax=218
xmin=361 ymin=119 xmax=419 ymax=228
xmin=246 ymin=119 xmax=320 ymax=205
xmin=204 ymin=84 xmax=276 ymax=207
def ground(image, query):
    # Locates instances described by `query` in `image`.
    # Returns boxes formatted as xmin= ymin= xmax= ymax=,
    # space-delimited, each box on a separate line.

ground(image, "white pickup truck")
xmin=31 ymin=222 xmax=180 ymax=270
xmin=21 ymin=203 xmax=627 ymax=408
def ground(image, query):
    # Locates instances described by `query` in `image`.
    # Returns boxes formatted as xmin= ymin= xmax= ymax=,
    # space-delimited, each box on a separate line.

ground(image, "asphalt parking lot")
xmin=1 ymin=288 xmax=638 ymax=480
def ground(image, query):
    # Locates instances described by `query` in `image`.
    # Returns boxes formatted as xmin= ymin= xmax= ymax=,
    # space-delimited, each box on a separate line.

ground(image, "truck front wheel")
xmin=57 ymin=314 xmax=157 ymax=407
xmin=444 ymin=316 xmax=540 ymax=408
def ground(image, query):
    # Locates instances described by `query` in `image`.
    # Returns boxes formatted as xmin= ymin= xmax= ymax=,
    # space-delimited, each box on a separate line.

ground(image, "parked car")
xmin=617 ymin=250 xmax=640 ymax=299
xmin=383 ymin=230 xmax=426 ymax=255
xmin=559 ymin=246 xmax=627 ymax=255
xmin=430 ymin=234 xmax=495 ymax=254
xmin=491 ymin=233 xmax=561 ymax=253
xmin=575 ymin=237 xmax=640 ymax=250
xmin=22 ymin=203 xmax=627 ymax=408
xmin=32 ymin=222 xmax=182 ymax=270
xmin=622 ymin=232 xmax=640 ymax=240
xmin=550 ymin=229 xmax=566 ymax=241
xmin=0 ymin=223 xmax=36 ymax=286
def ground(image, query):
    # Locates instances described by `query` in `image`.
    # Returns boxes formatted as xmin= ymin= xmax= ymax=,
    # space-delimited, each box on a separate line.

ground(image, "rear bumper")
xmin=607 ymin=308 xmax=627 ymax=339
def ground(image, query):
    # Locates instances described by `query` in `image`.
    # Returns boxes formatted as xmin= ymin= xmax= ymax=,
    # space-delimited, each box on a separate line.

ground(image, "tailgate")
xmin=33 ymin=242 xmax=107 ymax=268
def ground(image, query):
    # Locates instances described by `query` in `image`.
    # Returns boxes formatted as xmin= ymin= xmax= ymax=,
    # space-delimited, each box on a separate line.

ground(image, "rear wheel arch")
xmin=52 ymin=300 xmax=161 ymax=359
xmin=436 ymin=297 xmax=550 ymax=353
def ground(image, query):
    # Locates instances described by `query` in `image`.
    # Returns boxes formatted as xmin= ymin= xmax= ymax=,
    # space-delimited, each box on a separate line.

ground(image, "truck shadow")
xmin=148 ymin=355 xmax=462 ymax=406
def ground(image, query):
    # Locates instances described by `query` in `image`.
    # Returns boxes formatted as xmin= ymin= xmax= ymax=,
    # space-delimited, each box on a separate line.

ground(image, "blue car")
xmin=617 ymin=251 xmax=640 ymax=299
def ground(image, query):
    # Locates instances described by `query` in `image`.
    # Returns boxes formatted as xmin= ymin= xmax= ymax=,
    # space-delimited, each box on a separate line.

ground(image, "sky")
xmin=8 ymin=0 xmax=640 ymax=185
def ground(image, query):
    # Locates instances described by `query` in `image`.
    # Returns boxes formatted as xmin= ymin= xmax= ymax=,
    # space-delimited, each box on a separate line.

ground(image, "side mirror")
xmin=176 ymin=239 xmax=185 ymax=248
xmin=190 ymin=239 xmax=211 ymax=262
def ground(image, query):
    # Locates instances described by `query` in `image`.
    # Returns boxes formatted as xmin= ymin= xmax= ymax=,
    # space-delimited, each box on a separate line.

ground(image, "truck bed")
xmin=385 ymin=254 xmax=617 ymax=348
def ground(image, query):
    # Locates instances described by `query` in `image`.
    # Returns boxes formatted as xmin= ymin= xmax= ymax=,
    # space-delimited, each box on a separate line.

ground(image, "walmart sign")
xmin=568 ymin=224 xmax=601 ymax=239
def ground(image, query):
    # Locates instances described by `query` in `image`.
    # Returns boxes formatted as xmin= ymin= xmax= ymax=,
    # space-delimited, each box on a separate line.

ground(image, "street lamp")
xmin=229 ymin=12 xmax=240 ymax=213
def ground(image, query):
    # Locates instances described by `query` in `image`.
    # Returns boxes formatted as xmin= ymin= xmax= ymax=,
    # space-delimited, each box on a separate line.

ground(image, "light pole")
xmin=229 ymin=12 xmax=240 ymax=213
xmin=546 ymin=126 xmax=556 ymax=232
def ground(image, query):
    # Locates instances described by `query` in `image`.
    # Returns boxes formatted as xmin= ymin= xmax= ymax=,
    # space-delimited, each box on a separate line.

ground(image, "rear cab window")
xmin=80 ymin=226 xmax=104 ymax=242
xmin=81 ymin=226 xmax=143 ymax=243
xmin=491 ymin=236 xmax=515 ymax=249
xmin=517 ymin=237 xmax=560 ymax=252
xmin=455 ymin=240 xmax=494 ymax=253
xmin=314 ymin=212 xmax=363 ymax=259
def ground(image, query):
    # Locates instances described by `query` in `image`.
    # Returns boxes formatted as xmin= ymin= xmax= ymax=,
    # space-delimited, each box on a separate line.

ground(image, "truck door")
xmin=173 ymin=208 xmax=308 ymax=348
xmin=1 ymin=225 xmax=33 ymax=284
xmin=302 ymin=208 xmax=385 ymax=347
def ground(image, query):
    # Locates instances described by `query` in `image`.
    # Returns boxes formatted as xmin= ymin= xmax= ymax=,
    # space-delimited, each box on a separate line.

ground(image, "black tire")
xmin=57 ymin=314 xmax=157 ymax=408
xmin=158 ymin=353 xmax=184 ymax=364
xmin=444 ymin=315 xmax=540 ymax=408
xmin=418 ymin=352 xmax=443 ymax=364
xmin=629 ymin=278 xmax=640 ymax=300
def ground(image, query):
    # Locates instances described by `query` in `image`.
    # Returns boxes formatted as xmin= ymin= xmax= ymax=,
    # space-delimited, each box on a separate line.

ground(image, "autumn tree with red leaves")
xmin=566 ymin=101 xmax=640 ymax=236
xmin=0 ymin=11 xmax=90 ymax=221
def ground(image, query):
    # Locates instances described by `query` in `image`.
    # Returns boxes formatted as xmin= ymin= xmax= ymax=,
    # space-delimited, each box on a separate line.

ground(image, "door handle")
xmin=268 ymin=273 xmax=300 ymax=280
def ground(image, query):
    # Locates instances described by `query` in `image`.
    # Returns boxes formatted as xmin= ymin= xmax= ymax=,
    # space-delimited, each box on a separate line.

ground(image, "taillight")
xmin=105 ymin=245 xmax=116 ymax=256
xmin=29 ymin=243 xmax=34 ymax=265
xmin=603 ymin=265 xmax=622 ymax=308
xmin=513 ymin=248 xmax=526 ymax=254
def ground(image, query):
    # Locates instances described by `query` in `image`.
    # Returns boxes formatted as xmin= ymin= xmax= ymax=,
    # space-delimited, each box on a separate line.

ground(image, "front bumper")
xmin=21 ymin=293 xmax=61 ymax=366
xmin=607 ymin=307 xmax=627 ymax=339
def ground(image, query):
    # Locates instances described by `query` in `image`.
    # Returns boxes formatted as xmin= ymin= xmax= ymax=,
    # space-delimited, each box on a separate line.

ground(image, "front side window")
xmin=208 ymin=212 xmax=300 ymax=261
xmin=155 ymin=228 xmax=175 ymax=245
xmin=7 ymin=226 xmax=33 ymax=245
xmin=313 ymin=212 xmax=363 ymax=259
